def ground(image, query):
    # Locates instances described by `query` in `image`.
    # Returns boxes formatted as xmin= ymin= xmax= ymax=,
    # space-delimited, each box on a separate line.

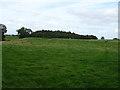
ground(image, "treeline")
xmin=1 ymin=24 xmax=119 ymax=41
xmin=30 ymin=30 xmax=98 ymax=39
xmin=16 ymin=27 xmax=98 ymax=39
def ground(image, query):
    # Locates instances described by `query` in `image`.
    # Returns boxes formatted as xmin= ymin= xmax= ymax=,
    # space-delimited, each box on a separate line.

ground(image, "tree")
xmin=0 ymin=24 xmax=7 ymax=41
xmin=101 ymin=36 xmax=105 ymax=40
xmin=16 ymin=27 xmax=32 ymax=38
xmin=26 ymin=29 xmax=32 ymax=34
xmin=113 ymin=38 xmax=118 ymax=40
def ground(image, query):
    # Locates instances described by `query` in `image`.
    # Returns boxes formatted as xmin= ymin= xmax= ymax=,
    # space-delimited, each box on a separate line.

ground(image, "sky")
xmin=0 ymin=0 xmax=119 ymax=39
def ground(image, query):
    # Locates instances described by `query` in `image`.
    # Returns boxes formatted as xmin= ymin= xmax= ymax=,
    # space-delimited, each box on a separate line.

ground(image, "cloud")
xmin=47 ymin=21 xmax=59 ymax=26
xmin=115 ymin=29 xmax=118 ymax=33
xmin=0 ymin=0 xmax=118 ymax=39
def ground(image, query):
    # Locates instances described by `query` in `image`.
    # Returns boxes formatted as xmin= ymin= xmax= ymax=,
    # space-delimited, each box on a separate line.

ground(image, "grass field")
xmin=2 ymin=36 xmax=119 ymax=88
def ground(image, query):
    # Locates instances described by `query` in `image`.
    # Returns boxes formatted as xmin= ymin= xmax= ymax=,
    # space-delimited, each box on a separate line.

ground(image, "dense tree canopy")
xmin=16 ymin=27 xmax=98 ymax=39
xmin=30 ymin=30 xmax=98 ymax=39
xmin=16 ymin=27 xmax=32 ymax=38
xmin=0 ymin=24 xmax=7 ymax=41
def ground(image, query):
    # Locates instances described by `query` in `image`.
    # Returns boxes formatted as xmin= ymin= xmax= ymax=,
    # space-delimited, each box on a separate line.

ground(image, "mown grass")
xmin=2 ymin=36 xmax=119 ymax=88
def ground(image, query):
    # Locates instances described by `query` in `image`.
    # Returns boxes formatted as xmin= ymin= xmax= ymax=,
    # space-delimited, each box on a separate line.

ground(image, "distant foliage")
xmin=0 ymin=24 xmax=7 ymax=41
xmin=113 ymin=38 xmax=118 ymax=40
xmin=101 ymin=36 xmax=105 ymax=40
xmin=16 ymin=27 xmax=32 ymax=38
xmin=16 ymin=27 xmax=98 ymax=39
xmin=30 ymin=30 xmax=98 ymax=39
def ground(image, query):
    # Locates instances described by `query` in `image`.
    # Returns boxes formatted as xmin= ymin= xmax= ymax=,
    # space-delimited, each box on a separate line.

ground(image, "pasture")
xmin=2 ymin=36 xmax=119 ymax=88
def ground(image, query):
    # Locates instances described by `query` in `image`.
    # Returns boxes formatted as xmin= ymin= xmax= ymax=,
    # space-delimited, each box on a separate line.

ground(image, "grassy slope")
xmin=2 ymin=36 xmax=119 ymax=88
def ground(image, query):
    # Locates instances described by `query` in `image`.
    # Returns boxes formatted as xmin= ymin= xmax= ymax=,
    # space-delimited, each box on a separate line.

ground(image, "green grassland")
xmin=2 ymin=36 xmax=119 ymax=88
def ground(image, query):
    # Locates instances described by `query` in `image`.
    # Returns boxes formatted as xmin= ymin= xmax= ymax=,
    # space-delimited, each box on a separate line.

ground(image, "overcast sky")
xmin=0 ymin=0 xmax=119 ymax=39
